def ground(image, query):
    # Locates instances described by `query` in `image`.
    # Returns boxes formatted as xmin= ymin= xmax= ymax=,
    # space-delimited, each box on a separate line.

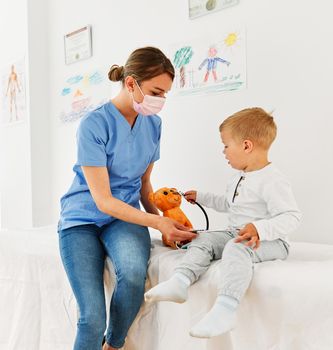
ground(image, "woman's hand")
xmin=234 ymin=223 xmax=261 ymax=249
xmin=156 ymin=217 xmax=197 ymax=242
xmin=184 ymin=190 xmax=197 ymax=204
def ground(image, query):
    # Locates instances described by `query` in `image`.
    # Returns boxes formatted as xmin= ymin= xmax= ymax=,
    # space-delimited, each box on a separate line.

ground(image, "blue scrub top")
xmin=58 ymin=101 xmax=161 ymax=231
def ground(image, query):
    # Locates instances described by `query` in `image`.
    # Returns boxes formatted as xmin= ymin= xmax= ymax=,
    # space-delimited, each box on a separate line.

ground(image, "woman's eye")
xmin=151 ymin=91 xmax=166 ymax=97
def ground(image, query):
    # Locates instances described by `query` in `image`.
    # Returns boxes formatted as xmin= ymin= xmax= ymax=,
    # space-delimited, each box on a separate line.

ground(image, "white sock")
xmin=189 ymin=295 xmax=238 ymax=338
xmin=144 ymin=273 xmax=191 ymax=304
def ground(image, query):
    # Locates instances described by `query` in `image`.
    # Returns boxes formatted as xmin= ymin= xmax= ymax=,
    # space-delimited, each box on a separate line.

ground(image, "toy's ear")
xmin=148 ymin=192 xmax=154 ymax=203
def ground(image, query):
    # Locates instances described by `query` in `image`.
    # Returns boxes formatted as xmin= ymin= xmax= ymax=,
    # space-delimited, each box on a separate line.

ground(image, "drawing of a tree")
xmin=173 ymin=46 xmax=194 ymax=88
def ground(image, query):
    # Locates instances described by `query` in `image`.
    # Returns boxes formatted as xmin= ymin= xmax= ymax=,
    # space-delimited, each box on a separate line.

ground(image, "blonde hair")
xmin=108 ymin=46 xmax=175 ymax=84
xmin=219 ymin=107 xmax=277 ymax=149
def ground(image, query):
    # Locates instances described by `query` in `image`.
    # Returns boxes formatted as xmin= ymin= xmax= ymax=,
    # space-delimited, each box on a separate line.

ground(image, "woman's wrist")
xmin=149 ymin=214 xmax=164 ymax=231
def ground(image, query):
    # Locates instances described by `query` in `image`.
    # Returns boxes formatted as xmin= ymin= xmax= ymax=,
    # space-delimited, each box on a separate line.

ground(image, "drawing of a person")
xmin=198 ymin=46 xmax=230 ymax=83
xmin=5 ymin=64 xmax=21 ymax=122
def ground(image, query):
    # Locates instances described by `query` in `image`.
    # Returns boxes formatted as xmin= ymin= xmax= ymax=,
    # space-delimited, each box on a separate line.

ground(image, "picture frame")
xmin=189 ymin=0 xmax=239 ymax=19
xmin=64 ymin=25 xmax=92 ymax=65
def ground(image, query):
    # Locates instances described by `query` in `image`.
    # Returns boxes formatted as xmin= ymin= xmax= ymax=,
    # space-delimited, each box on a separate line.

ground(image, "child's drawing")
xmin=173 ymin=46 xmax=194 ymax=88
xmin=169 ymin=29 xmax=246 ymax=96
xmin=58 ymin=70 xmax=108 ymax=123
xmin=198 ymin=46 xmax=230 ymax=83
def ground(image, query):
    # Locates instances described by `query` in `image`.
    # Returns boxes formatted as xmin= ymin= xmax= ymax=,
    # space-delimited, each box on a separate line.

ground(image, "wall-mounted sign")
xmin=189 ymin=0 xmax=239 ymax=19
xmin=64 ymin=25 xmax=92 ymax=65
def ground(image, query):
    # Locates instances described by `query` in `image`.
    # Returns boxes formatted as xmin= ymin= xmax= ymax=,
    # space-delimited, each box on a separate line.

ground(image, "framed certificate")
xmin=189 ymin=0 xmax=239 ymax=19
xmin=64 ymin=25 xmax=92 ymax=65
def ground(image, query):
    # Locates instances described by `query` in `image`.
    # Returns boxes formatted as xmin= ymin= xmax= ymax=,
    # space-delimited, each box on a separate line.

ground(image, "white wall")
xmin=0 ymin=0 xmax=52 ymax=229
xmin=3 ymin=0 xmax=332 ymax=243
xmin=0 ymin=0 xmax=33 ymax=228
xmin=27 ymin=0 xmax=53 ymax=226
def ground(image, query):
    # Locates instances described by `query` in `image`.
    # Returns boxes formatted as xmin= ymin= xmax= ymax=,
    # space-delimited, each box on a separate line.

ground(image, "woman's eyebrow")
xmin=152 ymin=86 xmax=165 ymax=92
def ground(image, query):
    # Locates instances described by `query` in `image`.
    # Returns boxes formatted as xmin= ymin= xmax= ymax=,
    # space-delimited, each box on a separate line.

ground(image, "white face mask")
xmin=131 ymin=80 xmax=166 ymax=116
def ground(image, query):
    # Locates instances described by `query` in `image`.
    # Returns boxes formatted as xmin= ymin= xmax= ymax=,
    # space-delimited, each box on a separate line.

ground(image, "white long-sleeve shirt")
xmin=196 ymin=164 xmax=301 ymax=242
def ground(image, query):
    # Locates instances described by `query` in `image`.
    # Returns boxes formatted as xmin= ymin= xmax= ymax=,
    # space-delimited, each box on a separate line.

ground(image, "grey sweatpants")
xmin=175 ymin=230 xmax=289 ymax=301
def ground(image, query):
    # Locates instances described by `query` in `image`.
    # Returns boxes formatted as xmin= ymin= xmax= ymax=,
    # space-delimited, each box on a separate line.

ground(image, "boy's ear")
xmin=148 ymin=192 xmax=154 ymax=203
xmin=243 ymin=139 xmax=253 ymax=152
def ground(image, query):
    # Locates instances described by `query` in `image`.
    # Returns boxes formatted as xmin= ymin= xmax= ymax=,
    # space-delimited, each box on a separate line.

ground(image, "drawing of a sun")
xmin=224 ymin=32 xmax=238 ymax=47
xmin=221 ymin=30 xmax=242 ymax=55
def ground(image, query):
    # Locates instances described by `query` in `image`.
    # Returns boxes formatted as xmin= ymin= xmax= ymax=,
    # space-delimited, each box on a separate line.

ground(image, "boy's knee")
xmin=224 ymin=239 xmax=253 ymax=256
xmin=189 ymin=240 xmax=214 ymax=256
xmin=189 ymin=233 xmax=215 ymax=250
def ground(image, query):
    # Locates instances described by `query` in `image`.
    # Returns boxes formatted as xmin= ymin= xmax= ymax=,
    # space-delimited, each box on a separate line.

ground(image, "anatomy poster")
xmin=169 ymin=29 xmax=246 ymax=96
xmin=58 ymin=69 xmax=108 ymax=123
xmin=0 ymin=58 xmax=27 ymax=125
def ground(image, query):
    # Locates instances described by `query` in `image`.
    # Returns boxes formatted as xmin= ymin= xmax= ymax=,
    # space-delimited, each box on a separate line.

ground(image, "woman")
xmin=58 ymin=47 xmax=196 ymax=350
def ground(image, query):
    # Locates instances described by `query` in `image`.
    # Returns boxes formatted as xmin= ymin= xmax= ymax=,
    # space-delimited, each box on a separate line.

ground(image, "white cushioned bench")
xmin=1 ymin=227 xmax=333 ymax=350
xmin=123 ymin=233 xmax=333 ymax=350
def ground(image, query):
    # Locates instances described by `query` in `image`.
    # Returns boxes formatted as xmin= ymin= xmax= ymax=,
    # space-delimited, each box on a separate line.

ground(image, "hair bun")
xmin=108 ymin=65 xmax=124 ymax=81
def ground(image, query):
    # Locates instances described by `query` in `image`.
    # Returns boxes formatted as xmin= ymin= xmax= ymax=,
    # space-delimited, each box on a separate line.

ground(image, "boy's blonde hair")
xmin=219 ymin=107 xmax=277 ymax=149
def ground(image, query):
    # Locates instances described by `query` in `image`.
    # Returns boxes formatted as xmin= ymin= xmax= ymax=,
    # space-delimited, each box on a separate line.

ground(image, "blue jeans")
xmin=58 ymin=220 xmax=151 ymax=349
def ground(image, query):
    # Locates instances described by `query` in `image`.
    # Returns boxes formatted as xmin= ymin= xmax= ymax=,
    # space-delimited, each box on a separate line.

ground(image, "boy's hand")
xmin=234 ymin=223 xmax=260 ymax=249
xmin=184 ymin=190 xmax=197 ymax=204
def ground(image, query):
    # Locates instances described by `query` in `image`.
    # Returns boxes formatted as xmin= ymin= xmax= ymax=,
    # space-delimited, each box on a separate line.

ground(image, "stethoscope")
xmin=178 ymin=190 xmax=209 ymax=231
xmin=177 ymin=174 xmax=245 ymax=234
xmin=174 ymin=190 xmax=210 ymax=249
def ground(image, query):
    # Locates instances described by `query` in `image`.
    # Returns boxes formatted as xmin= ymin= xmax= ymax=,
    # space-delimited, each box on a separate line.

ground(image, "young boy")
xmin=144 ymin=107 xmax=301 ymax=338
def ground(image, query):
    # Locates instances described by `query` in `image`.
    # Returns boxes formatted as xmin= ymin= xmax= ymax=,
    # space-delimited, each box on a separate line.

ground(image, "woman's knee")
xmin=78 ymin=310 xmax=106 ymax=335
xmin=117 ymin=262 xmax=148 ymax=290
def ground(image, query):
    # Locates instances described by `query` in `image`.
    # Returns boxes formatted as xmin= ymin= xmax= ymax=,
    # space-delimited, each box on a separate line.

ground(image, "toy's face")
xmin=150 ymin=187 xmax=182 ymax=211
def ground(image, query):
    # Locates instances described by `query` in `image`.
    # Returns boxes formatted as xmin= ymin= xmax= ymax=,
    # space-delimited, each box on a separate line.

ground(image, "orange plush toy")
xmin=149 ymin=187 xmax=193 ymax=249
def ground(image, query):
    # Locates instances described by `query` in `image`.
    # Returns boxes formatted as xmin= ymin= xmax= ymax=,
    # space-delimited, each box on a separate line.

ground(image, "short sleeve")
xmin=150 ymin=119 xmax=162 ymax=163
xmin=76 ymin=113 xmax=108 ymax=166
